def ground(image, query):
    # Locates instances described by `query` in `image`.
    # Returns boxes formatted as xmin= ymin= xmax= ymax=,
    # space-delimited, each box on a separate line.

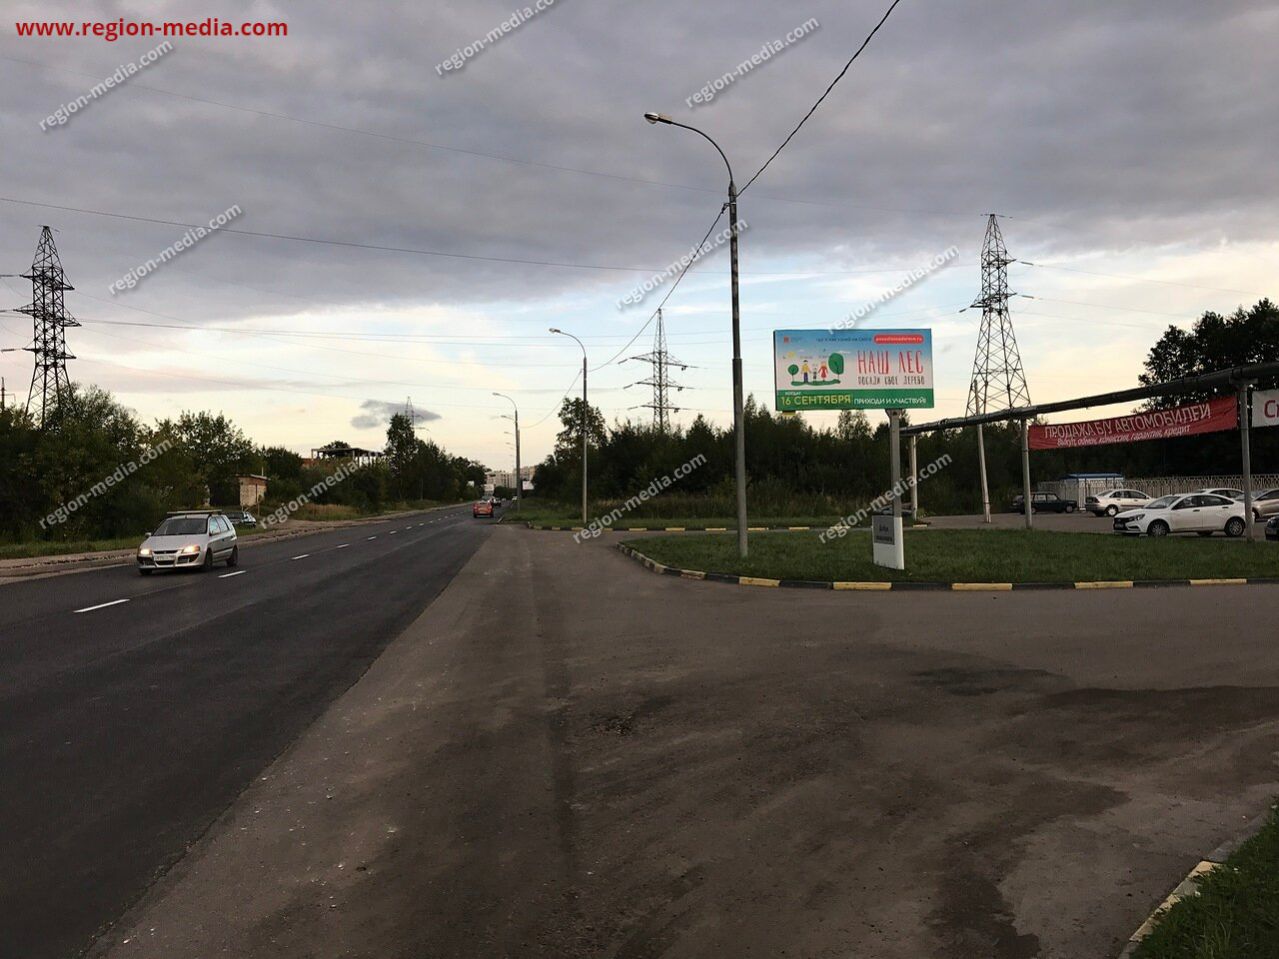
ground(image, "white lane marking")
xmin=389 ymin=530 xmax=398 ymax=535
xmin=75 ymin=598 xmax=129 ymax=614
xmin=336 ymin=544 xmax=350 ymax=549
xmin=292 ymin=553 xmax=310 ymax=560
xmin=219 ymin=570 xmax=246 ymax=579
xmin=367 ymin=535 xmax=377 ymax=540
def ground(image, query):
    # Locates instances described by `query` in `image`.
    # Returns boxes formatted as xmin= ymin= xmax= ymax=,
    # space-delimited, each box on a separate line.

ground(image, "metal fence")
xmin=1123 ymin=475 xmax=1279 ymax=498
xmin=1040 ymin=474 xmax=1279 ymax=504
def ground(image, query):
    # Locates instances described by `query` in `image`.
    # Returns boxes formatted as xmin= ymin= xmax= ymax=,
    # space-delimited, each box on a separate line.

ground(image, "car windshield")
xmin=1146 ymin=496 xmax=1178 ymax=510
xmin=153 ymin=517 xmax=208 ymax=536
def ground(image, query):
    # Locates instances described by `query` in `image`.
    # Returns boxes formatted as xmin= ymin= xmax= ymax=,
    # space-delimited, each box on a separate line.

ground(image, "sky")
xmin=1 ymin=0 xmax=1276 ymax=471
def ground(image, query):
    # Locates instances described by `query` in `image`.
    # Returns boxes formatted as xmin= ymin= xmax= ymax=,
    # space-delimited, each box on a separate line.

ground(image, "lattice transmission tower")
xmin=18 ymin=227 xmax=79 ymax=427
xmin=626 ymin=308 xmax=688 ymax=431
xmin=966 ymin=214 xmax=1030 ymax=417
xmin=965 ymin=214 xmax=1031 ymax=522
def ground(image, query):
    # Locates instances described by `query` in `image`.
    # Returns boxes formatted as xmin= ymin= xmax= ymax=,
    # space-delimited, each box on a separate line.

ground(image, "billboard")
xmin=1028 ymin=396 xmax=1237 ymax=450
xmin=773 ymin=329 xmax=934 ymax=412
xmin=1252 ymin=389 xmax=1279 ymax=428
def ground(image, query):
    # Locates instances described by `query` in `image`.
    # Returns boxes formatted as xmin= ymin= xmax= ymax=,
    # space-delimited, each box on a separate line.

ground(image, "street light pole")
xmin=644 ymin=112 xmax=748 ymax=558
xmin=550 ymin=328 xmax=588 ymax=525
xmin=492 ymin=392 xmax=522 ymax=512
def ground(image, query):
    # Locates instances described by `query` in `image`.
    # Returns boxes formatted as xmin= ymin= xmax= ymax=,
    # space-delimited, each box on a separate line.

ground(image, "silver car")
xmin=137 ymin=511 xmax=239 ymax=575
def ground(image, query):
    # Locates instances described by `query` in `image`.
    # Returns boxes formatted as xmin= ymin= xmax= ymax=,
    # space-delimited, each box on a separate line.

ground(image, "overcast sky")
xmin=1 ymin=0 xmax=1275 ymax=469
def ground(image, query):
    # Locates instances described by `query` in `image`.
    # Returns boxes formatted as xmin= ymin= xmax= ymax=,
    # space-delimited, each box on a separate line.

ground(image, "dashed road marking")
xmin=75 ymin=598 xmax=130 ymax=614
xmin=336 ymin=544 xmax=349 ymax=549
xmin=367 ymin=535 xmax=377 ymax=540
xmin=219 ymin=570 xmax=246 ymax=579
xmin=291 ymin=554 xmax=310 ymax=560
xmin=389 ymin=530 xmax=398 ymax=535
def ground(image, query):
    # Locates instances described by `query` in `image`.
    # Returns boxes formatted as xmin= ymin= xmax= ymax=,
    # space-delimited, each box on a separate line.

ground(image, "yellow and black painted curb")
xmin=1117 ymin=805 xmax=1275 ymax=957
xmin=615 ymin=542 xmax=1279 ymax=592
xmin=525 ymin=522 xmax=930 ymax=533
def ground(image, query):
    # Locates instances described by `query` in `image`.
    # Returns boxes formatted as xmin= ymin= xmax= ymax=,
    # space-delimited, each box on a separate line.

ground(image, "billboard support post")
xmin=976 ymin=424 xmax=992 ymax=523
xmin=1021 ymin=419 xmax=1033 ymax=530
xmin=873 ymin=409 xmax=907 ymax=571
xmin=908 ymin=434 xmax=919 ymax=519
xmin=1241 ymin=384 xmax=1254 ymax=542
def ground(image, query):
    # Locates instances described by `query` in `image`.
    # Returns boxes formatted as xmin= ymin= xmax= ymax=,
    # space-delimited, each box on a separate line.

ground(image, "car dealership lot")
xmin=74 ymin=525 xmax=1279 ymax=959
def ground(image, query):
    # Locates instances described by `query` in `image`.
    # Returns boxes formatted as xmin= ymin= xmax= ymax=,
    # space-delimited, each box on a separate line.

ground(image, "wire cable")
xmin=740 ymin=0 xmax=906 ymax=196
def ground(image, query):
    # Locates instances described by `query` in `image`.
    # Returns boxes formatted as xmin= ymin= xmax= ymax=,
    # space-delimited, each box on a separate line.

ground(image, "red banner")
xmin=1029 ymin=396 xmax=1238 ymax=450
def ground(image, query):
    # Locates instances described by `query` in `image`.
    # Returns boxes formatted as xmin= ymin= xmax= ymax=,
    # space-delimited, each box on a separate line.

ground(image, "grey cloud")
xmin=351 ymin=399 xmax=442 ymax=431
xmin=1 ymin=0 xmax=1274 ymax=328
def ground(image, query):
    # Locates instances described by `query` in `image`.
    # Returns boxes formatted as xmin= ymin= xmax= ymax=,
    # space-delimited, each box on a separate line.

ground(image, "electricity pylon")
xmin=626 ymin=308 xmax=688 ymax=431
xmin=965 ymin=214 xmax=1031 ymax=522
xmin=18 ymin=227 xmax=79 ymax=427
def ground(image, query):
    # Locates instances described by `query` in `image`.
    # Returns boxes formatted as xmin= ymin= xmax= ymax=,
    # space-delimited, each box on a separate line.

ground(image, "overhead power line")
xmin=0 ymin=195 xmax=950 ymax=278
xmin=740 ymin=0 xmax=906 ymax=196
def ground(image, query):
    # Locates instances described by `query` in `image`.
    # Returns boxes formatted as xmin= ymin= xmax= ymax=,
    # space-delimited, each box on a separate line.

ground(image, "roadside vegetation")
xmin=532 ymin=301 xmax=1279 ymax=524
xmin=0 ymin=388 xmax=484 ymax=553
xmin=1132 ymin=805 xmax=1279 ymax=959
xmin=625 ymin=529 xmax=1279 ymax=583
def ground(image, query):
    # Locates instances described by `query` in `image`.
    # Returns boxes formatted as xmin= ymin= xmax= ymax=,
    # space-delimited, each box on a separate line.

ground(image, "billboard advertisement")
xmin=773 ymin=329 xmax=934 ymax=412
xmin=1252 ymin=389 xmax=1279 ymax=428
xmin=1028 ymin=396 xmax=1237 ymax=450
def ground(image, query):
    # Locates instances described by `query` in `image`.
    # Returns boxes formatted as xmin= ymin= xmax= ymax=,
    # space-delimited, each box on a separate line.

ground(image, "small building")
xmin=237 ymin=474 xmax=269 ymax=508
xmin=1043 ymin=472 xmax=1124 ymax=506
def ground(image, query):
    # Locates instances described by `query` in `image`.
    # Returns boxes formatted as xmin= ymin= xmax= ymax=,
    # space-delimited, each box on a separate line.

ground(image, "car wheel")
xmin=1106 ymin=505 xmax=1119 ymax=516
xmin=1147 ymin=520 xmax=1170 ymax=537
xmin=226 ymin=545 xmax=239 ymax=567
xmin=1226 ymin=517 xmax=1246 ymax=538
xmin=202 ymin=549 xmax=214 ymax=572
xmin=1065 ymin=503 xmax=1076 ymax=513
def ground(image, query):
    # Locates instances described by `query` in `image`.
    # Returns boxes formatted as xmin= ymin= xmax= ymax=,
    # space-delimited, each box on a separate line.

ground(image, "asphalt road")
xmin=87 ymin=526 xmax=1279 ymax=959
xmin=0 ymin=505 xmax=494 ymax=959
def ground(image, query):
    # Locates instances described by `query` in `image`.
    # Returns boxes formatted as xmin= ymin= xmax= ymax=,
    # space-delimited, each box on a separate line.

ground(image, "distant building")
xmin=486 ymin=465 xmax=536 ymax=491
xmin=237 ymin=474 xmax=269 ymax=507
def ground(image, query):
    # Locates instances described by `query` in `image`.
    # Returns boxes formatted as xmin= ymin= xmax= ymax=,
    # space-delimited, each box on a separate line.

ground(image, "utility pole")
xmin=17 ymin=227 xmax=79 ymax=427
xmin=966 ymin=214 xmax=1031 ymax=524
xmin=493 ymin=392 xmax=522 ymax=512
xmin=643 ymin=111 xmax=748 ymax=557
xmin=626 ymin=308 xmax=689 ymax=430
xmin=550 ymin=328 xmax=588 ymax=525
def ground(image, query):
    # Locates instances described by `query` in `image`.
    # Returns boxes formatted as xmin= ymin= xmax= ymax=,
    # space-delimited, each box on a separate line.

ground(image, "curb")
xmin=525 ymin=522 xmax=931 ymax=533
xmin=614 ymin=543 xmax=1279 ymax=592
xmin=1117 ymin=805 xmax=1275 ymax=957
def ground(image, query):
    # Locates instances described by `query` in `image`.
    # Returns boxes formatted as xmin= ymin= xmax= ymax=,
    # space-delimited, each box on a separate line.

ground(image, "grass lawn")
xmin=0 ymin=535 xmax=143 ymax=561
xmin=512 ymin=503 xmax=843 ymax=529
xmin=1133 ymin=805 xmax=1279 ymax=958
xmin=623 ymin=529 xmax=1279 ymax=583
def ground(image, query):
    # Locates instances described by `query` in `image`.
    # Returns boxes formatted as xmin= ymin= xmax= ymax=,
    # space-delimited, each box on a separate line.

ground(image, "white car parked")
xmin=1189 ymin=487 xmax=1244 ymax=501
xmin=1113 ymin=493 xmax=1246 ymax=538
xmin=1086 ymin=488 xmax=1151 ymax=517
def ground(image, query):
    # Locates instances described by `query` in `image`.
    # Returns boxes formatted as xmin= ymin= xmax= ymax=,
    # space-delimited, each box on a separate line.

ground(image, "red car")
xmin=472 ymin=499 xmax=494 ymax=518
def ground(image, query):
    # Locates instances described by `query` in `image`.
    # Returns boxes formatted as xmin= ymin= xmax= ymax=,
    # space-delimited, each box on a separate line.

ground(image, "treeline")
xmin=0 ymin=389 xmax=485 ymax=543
xmin=532 ymin=300 xmax=1279 ymax=516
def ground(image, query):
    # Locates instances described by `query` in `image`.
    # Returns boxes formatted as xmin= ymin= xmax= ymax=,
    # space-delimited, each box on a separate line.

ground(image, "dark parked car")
xmin=1011 ymin=491 xmax=1078 ymax=514
xmin=222 ymin=509 xmax=258 ymax=527
xmin=1267 ymin=516 xmax=1279 ymax=541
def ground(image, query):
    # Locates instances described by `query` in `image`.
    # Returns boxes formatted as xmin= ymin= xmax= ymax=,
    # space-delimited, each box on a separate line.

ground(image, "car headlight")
xmin=1128 ymin=514 xmax=1144 ymax=522
xmin=179 ymin=544 xmax=201 ymax=555
xmin=138 ymin=547 xmax=152 ymax=557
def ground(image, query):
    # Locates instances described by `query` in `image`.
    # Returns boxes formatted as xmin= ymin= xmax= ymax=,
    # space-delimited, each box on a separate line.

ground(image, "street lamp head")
xmin=644 ymin=111 xmax=672 ymax=125
xmin=549 ymin=327 xmax=562 ymax=334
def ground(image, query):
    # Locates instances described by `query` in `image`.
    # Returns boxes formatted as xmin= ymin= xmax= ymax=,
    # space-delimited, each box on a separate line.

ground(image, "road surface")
xmin=0 ymin=506 xmax=492 ymax=959
xmin=78 ymin=526 xmax=1279 ymax=959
